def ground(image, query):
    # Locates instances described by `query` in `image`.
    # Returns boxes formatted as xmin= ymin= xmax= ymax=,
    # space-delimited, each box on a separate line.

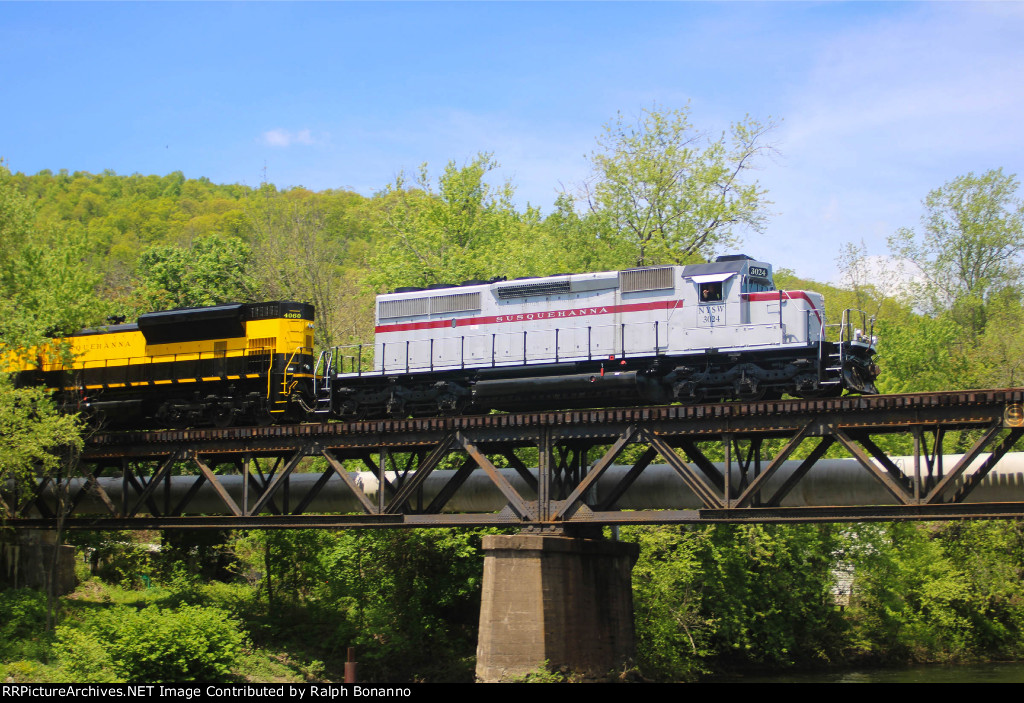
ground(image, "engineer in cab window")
xmin=700 ymin=283 xmax=722 ymax=302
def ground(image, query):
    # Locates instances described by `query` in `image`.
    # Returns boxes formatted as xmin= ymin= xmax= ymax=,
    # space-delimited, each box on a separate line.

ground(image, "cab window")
xmin=699 ymin=282 xmax=723 ymax=303
xmin=742 ymin=276 xmax=775 ymax=293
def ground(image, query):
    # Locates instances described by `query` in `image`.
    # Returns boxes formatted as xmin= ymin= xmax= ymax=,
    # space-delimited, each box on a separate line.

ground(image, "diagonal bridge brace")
xmin=455 ymin=431 xmax=535 ymax=521
xmin=384 ymin=434 xmax=457 ymax=513
xmin=190 ymin=452 xmax=244 ymax=517
xmin=832 ymin=428 xmax=916 ymax=505
xmin=941 ymin=425 xmax=1024 ymax=504
xmin=244 ymin=451 xmax=306 ymax=516
xmin=553 ymin=425 xmax=639 ymax=520
xmin=731 ymin=422 xmax=815 ymax=508
xmin=123 ymin=451 xmax=185 ymax=517
xmin=638 ymin=429 xmax=724 ymax=509
xmin=319 ymin=448 xmax=379 ymax=514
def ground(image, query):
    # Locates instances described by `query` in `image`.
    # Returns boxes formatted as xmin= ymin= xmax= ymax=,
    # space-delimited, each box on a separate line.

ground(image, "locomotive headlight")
xmin=854 ymin=328 xmax=862 ymax=340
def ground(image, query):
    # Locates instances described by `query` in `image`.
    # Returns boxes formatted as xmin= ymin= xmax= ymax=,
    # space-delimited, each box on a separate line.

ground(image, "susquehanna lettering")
xmin=495 ymin=307 xmax=608 ymax=323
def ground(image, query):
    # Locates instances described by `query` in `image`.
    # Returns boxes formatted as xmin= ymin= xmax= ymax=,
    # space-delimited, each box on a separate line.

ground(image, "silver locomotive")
xmin=313 ymin=255 xmax=879 ymax=418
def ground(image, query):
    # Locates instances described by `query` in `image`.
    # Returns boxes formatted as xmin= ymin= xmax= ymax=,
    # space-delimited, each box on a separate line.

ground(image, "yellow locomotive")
xmin=9 ymin=301 xmax=316 ymax=428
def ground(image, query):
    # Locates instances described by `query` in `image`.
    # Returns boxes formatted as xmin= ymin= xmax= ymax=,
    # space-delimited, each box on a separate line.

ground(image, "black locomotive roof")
xmin=137 ymin=304 xmax=246 ymax=344
xmin=67 ymin=301 xmax=314 ymax=343
xmin=681 ymin=259 xmax=765 ymax=277
xmin=73 ymin=323 xmax=141 ymax=337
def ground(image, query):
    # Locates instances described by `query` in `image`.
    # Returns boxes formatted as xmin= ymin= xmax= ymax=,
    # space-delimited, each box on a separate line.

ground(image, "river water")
xmin=707 ymin=661 xmax=1024 ymax=683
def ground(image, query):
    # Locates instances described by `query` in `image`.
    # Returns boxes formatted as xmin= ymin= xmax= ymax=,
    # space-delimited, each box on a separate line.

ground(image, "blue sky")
xmin=2 ymin=1 xmax=1022 ymax=282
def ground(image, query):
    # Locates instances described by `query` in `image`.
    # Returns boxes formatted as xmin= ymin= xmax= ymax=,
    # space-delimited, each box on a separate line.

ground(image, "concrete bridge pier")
xmin=475 ymin=530 xmax=639 ymax=682
xmin=0 ymin=530 xmax=77 ymax=595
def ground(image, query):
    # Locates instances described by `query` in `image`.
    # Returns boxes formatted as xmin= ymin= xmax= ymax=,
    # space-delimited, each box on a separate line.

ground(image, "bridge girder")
xmin=6 ymin=389 xmax=1024 ymax=530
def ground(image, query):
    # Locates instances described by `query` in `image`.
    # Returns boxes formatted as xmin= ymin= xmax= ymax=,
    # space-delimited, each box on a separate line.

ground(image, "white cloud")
xmin=260 ymin=128 xmax=316 ymax=147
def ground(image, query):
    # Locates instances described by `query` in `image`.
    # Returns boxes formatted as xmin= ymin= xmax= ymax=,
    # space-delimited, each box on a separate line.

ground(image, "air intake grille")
xmin=495 ymin=280 xmax=571 ymax=299
xmin=378 ymin=298 xmax=429 ymax=320
xmin=378 ymin=292 xmax=482 ymax=319
xmin=619 ymin=267 xmax=674 ymax=293
xmin=430 ymin=292 xmax=481 ymax=314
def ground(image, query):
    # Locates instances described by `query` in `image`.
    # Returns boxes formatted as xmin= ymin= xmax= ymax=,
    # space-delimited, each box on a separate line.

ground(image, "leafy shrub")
xmin=845 ymin=522 xmax=1024 ymax=663
xmin=56 ymin=604 xmax=246 ymax=682
xmin=0 ymin=589 xmax=49 ymax=660
xmin=622 ymin=526 xmax=711 ymax=681
xmin=53 ymin=626 xmax=122 ymax=683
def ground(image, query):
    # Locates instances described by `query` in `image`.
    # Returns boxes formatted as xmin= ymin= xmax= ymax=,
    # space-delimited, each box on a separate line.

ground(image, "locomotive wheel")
xmin=795 ymin=385 xmax=843 ymax=399
xmin=250 ymin=408 xmax=274 ymax=426
xmin=211 ymin=405 xmax=234 ymax=428
xmin=736 ymin=386 xmax=782 ymax=402
xmin=675 ymin=388 xmax=705 ymax=405
xmin=436 ymin=393 xmax=467 ymax=416
xmin=157 ymin=402 xmax=188 ymax=429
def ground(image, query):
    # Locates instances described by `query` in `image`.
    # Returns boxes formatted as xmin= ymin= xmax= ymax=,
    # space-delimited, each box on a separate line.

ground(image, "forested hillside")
xmin=3 ymin=106 xmax=1024 ymax=682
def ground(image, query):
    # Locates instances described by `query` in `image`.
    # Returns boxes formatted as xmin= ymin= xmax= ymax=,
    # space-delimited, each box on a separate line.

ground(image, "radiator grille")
xmin=430 ymin=292 xmax=481 ymax=314
xmin=378 ymin=292 xmax=482 ymax=319
xmin=619 ymin=267 xmax=674 ymax=293
xmin=495 ymin=280 xmax=571 ymax=299
xmin=378 ymin=298 xmax=429 ymax=319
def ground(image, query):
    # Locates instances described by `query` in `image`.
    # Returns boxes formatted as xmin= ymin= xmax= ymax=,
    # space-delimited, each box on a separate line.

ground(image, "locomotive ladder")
xmin=311 ymin=348 xmax=334 ymax=413
xmin=819 ymin=308 xmax=874 ymax=387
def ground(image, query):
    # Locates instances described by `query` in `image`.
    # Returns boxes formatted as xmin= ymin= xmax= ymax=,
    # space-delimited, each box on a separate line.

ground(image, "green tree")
xmin=367 ymin=154 xmax=537 ymax=291
xmin=247 ymin=185 xmax=372 ymax=349
xmin=623 ymin=526 xmax=711 ymax=681
xmin=0 ymin=167 xmax=101 ymax=633
xmin=0 ymin=167 xmax=95 ymax=520
xmin=324 ymin=529 xmax=484 ymax=682
xmin=889 ymin=169 xmax=1024 ymax=340
xmin=845 ymin=522 xmax=1024 ymax=662
xmin=9 ymin=168 xmax=255 ymax=297
xmin=578 ymin=104 xmax=776 ymax=266
xmin=872 ymin=315 xmax=967 ymax=394
xmin=972 ymin=292 xmax=1024 ymax=387
xmin=696 ymin=524 xmax=844 ymax=668
xmin=0 ymin=377 xmax=83 ymax=514
xmin=541 ymin=193 xmax=631 ymax=273
xmin=229 ymin=527 xmax=486 ymax=682
xmin=132 ymin=233 xmax=258 ymax=311
xmin=0 ymin=168 xmax=104 ymax=345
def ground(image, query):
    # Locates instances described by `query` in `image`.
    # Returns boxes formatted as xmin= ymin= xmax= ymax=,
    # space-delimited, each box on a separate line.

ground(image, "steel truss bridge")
xmin=6 ymin=389 xmax=1024 ymax=531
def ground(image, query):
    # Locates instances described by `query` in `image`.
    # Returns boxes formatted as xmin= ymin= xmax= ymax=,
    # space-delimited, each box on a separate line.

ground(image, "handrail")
xmin=340 ymin=319 xmax=691 ymax=376
xmin=276 ymin=345 xmax=311 ymax=401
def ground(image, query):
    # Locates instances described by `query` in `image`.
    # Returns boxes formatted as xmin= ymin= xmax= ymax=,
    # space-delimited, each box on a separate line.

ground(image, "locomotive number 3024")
xmin=699 ymin=304 xmax=725 ymax=326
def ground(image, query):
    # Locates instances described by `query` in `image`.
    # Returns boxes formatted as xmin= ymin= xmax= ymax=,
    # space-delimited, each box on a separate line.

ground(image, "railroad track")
xmin=87 ymin=388 xmax=1024 ymax=450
